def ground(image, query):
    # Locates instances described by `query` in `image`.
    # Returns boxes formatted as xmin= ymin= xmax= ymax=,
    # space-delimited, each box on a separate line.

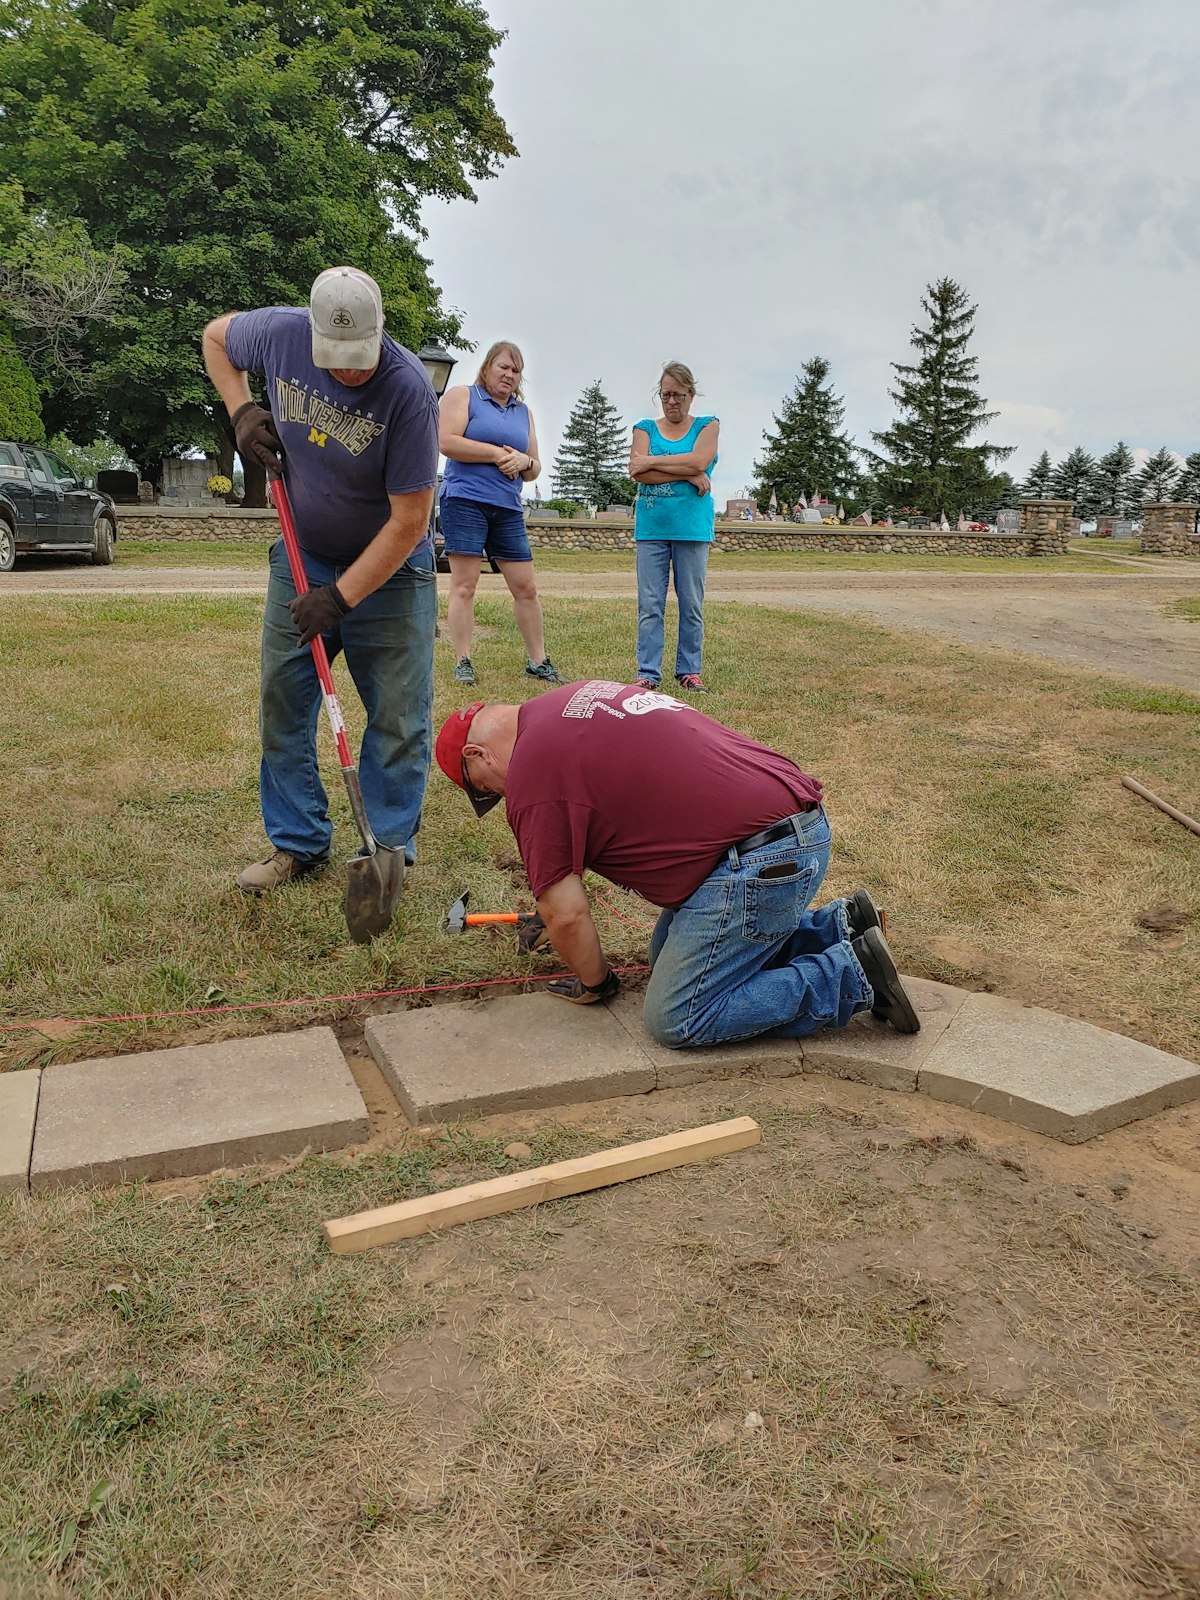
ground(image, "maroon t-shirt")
xmin=506 ymin=681 xmax=823 ymax=908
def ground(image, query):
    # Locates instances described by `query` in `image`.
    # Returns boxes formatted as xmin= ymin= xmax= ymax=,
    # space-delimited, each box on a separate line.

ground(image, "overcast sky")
xmin=419 ymin=0 xmax=1200 ymax=502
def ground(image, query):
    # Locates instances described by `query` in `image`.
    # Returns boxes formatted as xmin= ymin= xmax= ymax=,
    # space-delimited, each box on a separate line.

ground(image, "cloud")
xmin=420 ymin=0 xmax=1200 ymax=495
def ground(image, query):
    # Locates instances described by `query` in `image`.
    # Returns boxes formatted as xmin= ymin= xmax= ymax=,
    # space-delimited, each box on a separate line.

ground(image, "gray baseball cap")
xmin=309 ymin=266 xmax=383 ymax=369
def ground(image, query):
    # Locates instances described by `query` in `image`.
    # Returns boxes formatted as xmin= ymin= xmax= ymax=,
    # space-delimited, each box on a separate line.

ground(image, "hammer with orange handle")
xmin=444 ymin=891 xmax=550 ymax=952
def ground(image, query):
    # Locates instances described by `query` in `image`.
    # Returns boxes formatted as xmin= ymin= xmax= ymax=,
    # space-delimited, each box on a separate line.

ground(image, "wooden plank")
xmin=323 ymin=1115 xmax=761 ymax=1255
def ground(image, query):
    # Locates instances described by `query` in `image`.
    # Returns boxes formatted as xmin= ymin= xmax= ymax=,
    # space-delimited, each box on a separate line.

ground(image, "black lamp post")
xmin=417 ymin=340 xmax=457 ymax=398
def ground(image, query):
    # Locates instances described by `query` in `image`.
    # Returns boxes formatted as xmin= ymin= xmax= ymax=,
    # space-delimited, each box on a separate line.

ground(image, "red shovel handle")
xmin=272 ymin=478 xmax=355 ymax=775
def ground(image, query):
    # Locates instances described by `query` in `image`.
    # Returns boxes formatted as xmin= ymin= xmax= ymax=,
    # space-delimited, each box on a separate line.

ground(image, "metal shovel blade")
xmin=344 ymin=846 xmax=405 ymax=945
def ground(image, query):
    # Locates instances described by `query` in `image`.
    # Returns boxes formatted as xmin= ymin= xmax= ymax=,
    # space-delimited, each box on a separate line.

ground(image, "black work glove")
xmin=546 ymin=969 xmax=620 ymax=1005
xmin=231 ymin=401 xmax=285 ymax=473
xmin=517 ymin=913 xmax=553 ymax=955
xmin=289 ymin=582 xmax=350 ymax=645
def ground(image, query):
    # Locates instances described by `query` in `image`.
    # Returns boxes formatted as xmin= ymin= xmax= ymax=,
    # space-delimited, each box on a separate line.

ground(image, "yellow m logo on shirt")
xmin=308 ymin=427 xmax=327 ymax=447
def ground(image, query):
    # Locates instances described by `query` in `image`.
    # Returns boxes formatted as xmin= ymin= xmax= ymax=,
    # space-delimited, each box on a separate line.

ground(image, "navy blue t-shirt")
xmin=225 ymin=306 xmax=439 ymax=561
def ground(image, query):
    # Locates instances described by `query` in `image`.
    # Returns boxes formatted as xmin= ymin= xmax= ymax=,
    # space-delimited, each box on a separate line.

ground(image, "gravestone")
xmin=799 ymin=507 xmax=823 ymax=524
xmin=161 ymin=458 xmax=216 ymax=507
xmin=996 ymin=508 xmax=1020 ymax=531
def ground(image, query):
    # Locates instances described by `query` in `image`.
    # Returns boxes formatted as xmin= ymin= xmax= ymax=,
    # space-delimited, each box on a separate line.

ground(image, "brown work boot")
xmin=236 ymin=848 xmax=328 ymax=895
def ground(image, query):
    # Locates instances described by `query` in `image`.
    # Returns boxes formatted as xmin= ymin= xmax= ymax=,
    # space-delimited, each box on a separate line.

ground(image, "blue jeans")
xmin=259 ymin=540 xmax=437 ymax=863
xmin=636 ymin=539 xmax=710 ymax=681
xmin=642 ymin=808 xmax=873 ymax=1047
xmin=440 ymin=496 xmax=532 ymax=563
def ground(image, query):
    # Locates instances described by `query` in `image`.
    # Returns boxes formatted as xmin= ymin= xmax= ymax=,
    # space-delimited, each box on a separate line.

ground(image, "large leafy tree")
xmin=752 ymin=355 xmax=859 ymax=508
xmin=1020 ymin=449 xmax=1053 ymax=497
xmin=0 ymin=0 xmax=515 ymax=490
xmin=551 ymin=380 xmax=630 ymax=506
xmin=1093 ymin=441 xmax=1137 ymax=518
xmin=1049 ymin=446 xmax=1099 ymax=518
xmin=1135 ymin=446 xmax=1181 ymax=503
xmin=865 ymin=276 xmax=1013 ymax=517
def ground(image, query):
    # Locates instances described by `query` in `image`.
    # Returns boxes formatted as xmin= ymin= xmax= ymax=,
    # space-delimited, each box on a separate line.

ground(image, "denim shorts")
xmin=440 ymin=496 xmax=532 ymax=563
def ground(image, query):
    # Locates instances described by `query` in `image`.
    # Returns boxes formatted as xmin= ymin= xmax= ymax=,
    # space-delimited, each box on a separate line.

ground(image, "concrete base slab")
xmin=30 ymin=1029 xmax=368 ymax=1189
xmin=367 ymin=995 xmax=656 ymax=1124
xmin=803 ymin=976 xmax=969 ymax=1091
xmin=918 ymin=993 xmax=1200 ymax=1142
xmin=603 ymin=988 xmax=804 ymax=1088
xmin=0 ymin=1070 xmax=40 ymax=1193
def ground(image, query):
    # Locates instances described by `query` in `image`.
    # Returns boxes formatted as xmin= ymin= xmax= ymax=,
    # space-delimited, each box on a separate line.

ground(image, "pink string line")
xmin=0 ymin=965 xmax=652 ymax=1034
xmin=594 ymin=891 xmax=657 ymax=931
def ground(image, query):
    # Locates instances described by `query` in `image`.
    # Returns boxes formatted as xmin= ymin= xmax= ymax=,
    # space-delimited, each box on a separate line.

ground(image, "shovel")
xmin=272 ymin=476 xmax=403 ymax=944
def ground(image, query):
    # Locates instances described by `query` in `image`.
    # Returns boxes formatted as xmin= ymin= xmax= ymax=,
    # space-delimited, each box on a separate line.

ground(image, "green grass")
xmin=1097 ymin=685 xmax=1200 ymax=716
xmin=1069 ymin=536 xmax=1142 ymax=555
xmin=115 ymin=537 xmax=272 ymax=570
xmin=1166 ymin=596 xmax=1200 ymax=622
xmin=109 ymin=536 xmax=1140 ymax=576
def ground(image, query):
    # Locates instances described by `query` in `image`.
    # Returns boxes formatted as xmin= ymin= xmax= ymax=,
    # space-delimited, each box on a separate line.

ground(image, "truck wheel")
xmin=90 ymin=515 xmax=115 ymax=566
xmin=0 ymin=519 xmax=15 ymax=572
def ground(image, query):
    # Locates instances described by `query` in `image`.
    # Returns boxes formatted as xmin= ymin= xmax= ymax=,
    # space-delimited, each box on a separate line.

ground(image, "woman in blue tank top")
xmin=438 ymin=341 xmax=561 ymax=687
xmin=629 ymin=361 xmax=720 ymax=692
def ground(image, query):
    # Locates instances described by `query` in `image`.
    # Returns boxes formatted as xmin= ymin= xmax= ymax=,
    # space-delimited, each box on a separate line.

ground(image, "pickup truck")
xmin=0 ymin=440 xmax=118 ymax=571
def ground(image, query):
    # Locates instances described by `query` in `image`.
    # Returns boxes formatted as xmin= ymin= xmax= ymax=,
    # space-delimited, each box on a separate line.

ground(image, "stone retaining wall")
xmin=114 ymin=505 xmax=1073 ymax=558
xmin=1141 ymin=501 xmax=1200 ymax=557
xmin=117 ymin=507 xmax=277 ymax=542
xmin=525 ymin=519 xmax=1039 ymax=556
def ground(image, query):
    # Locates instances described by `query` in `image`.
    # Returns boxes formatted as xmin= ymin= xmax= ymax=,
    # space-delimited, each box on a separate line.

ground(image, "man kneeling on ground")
xmin=435 ymin=681 xmax=919 ymax=1045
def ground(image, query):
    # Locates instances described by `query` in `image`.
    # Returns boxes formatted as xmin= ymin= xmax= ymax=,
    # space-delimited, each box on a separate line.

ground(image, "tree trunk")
xmin=213 ymin=406 xmax=238 ymax=504
xmin=242 ymin=459 xmax=268 ymax=508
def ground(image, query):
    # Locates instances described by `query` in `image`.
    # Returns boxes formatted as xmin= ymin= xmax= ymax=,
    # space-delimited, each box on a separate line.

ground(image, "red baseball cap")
xmin=435 ymin=702 xmax=502 ymax=816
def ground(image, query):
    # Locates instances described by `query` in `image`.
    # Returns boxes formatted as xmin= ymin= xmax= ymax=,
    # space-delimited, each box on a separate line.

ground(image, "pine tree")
xmin=1135 ymin=446 xmax=1181 ymax=503
xmin=864 ymin=276 xmax=1013 ymax=517
xmin=0 ymin=329 xmax=43 ymax=440
xmin=1093 ymin=441 xmax=1137 ymax=517
xmin=1049 ymin=446 xmax=1098 ymax=518
xmin=978 ymin=471 xmax=1018 ymax=521
xmin=752 ymin=356 xmax=859 ymax=507
xmin=551 ymin=380 xmax=629 ymax=505
xmin=1174 ymin=450 xmax=1200 ymax=503
xmin=1020 ymin=450 xmax=1053 ymax=497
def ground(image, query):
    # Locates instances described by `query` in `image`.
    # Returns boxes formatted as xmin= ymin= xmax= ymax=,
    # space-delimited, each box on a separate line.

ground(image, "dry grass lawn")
xmin=2 ymin=1078 xmax=1199 ymax=1599
xmin=2 ymin=586 xmax=1200 ymax=1598
xmin=1 ymin=591 xmax=1198 ymax=1066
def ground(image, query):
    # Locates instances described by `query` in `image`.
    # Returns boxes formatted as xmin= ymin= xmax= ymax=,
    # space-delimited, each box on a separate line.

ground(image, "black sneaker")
xmin=453 ymin=657 xmax=476 ymax=686
xmin=852 ymin=926 xmax=920 ymax=1034
xmin=845 ymin=888 xmax=884 ymax=940
xmin=525 ymin=656 xmax=562 ymax=684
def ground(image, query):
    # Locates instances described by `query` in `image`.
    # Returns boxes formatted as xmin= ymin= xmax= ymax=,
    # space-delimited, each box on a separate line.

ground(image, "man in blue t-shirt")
xmin=203 ymin=267 xmax=439 ymax=896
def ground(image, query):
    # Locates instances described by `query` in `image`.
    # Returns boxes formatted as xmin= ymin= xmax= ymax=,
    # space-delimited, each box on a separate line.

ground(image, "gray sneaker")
xmin=525 ymin=656 xmax=562 ymax=684
xmin=453 ymin=657 xmax=476 ymax=685
xmin=236 ymin=849 xmax=328 ymax=895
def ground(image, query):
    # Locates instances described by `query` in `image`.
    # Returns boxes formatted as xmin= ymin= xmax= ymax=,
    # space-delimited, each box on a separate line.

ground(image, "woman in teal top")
xmin=629 ymin=362 xmax=720 ymax=692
